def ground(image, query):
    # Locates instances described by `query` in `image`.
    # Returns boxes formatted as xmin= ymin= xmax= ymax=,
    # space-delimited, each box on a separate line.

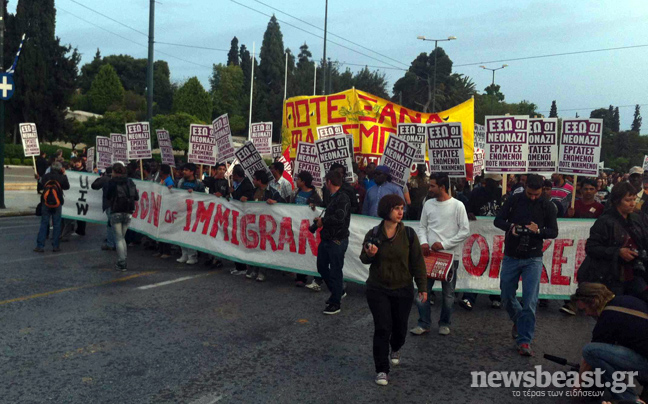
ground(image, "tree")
xmin=239 ymin=44 xmax=257 ymax=122
xmin=612 ymin=107 xmax=620 ymax=132
xmin=590 ymin=108 xmax=614 ymax=131
xmin=9 ymin=0 xmax=80 ymax=142
xmin=256 ymin=15 xmax=286 ymax=141
xmin=173 ymin=77 xmax=212 ymax=122
xmin=632 ymin=104 xmax=642 ymax=133
xmin=292 ymin=42 xmax=315 ymax=97
xmin=211 ymin=64 xmax=246 ymax=134
xmin=88 ymin=64 xmax=125 ymax=114
xmin=153 ymin=61 xmax=174 ymax=114
xmin=352 ymin=67 xmax=388 ymax=99
xmin=549 ymin=100 xmax=558 ymax=118
xmin=228 ymin=37 xmax=239 ymax=66
xmin=152 ymin=112 xmax=203 ymax=152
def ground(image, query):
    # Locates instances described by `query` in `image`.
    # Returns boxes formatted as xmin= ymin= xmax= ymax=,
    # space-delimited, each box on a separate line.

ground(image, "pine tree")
xmin=10 ymin=0 xmax=80 ymax=141
xmin=293 ymin=43 xmax=314 ymax=97
xmin=549 ymin=100 xmax=558 ymax=118
xmin=612 ymin=107 xmax=620 ymax=132
xmin=173 ymin=77 xmax=212 ymax=123
xmin=88 ymin=64 xmax=125 ymax=114
xmin=211 ymin=64 xmax=246 ymax=133
xmin=632 ymin=104 xmax=642 ymax=133
xmin=257 ymin=15 xmax=286 ymax=140
xmin=227 ymin=37 xmax=240 ymax=66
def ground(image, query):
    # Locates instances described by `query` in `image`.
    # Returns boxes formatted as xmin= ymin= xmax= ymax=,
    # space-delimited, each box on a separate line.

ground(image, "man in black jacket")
xmin=204 ymin=163 xmax=230 ymax=198
xmin=35 ymin=162 xmax=70 ymax=252
xmin=494 ymin=174 xmax=558 ymax=356
xmin=315 ymin=170 xmax=352 ymax=315
xmin=91 ymin=167 xmax=116 ymax=251
xmin=321 ymin=163 xmax=359 ymax=214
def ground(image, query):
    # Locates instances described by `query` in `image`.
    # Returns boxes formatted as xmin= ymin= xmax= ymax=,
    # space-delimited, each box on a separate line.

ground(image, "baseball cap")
xmin=485 ymin=173 xmax=503 ymax=181
xmin=375 ymin=165 xmax=391 ymax=175
xmin=629 ymin=166 xmax=644 ymax=175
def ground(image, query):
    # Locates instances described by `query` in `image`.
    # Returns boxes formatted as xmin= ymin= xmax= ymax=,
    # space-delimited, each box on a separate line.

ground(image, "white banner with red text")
xmin=62 ymin=171 xmax=592 ymax=298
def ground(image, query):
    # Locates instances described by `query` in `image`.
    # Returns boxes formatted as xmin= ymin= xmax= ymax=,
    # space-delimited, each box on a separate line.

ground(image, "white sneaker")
xmin=176 ymin=254 xmax=188 ymax=263
xmin=438 ymin=326 xmax=451 ymax=336
xmin=186 ymin=256 xmax=198 ymax=265
xmin=305 ymin=281 xmax=322 ymax=291
xmin=390 ymin=351 xmax=400 ymax=365
xmin=409 ymin=326 xmax=430 ymax=335
xmin=375 ymin=372 xmax=388 ymax=386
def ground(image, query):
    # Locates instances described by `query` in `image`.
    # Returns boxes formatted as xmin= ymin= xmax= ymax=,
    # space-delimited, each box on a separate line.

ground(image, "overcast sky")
xmin=15 ymin=0 xmax=648 ymax=132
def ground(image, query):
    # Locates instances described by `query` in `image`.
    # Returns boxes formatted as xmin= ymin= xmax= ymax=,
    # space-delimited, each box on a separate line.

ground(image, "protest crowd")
xmin=14 ymin=109 xmax=641 ymax=404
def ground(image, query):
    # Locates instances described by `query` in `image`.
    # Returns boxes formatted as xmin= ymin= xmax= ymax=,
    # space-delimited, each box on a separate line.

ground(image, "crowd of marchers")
xmin=28 ymin=150 xmax=648 ymax=401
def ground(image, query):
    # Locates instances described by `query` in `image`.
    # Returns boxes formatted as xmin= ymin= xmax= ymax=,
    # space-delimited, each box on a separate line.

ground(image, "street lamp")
xmin=416 ymin=35 xmax=457 ymax=113
xmin=480 ymin=64 xmax=508 ymax=114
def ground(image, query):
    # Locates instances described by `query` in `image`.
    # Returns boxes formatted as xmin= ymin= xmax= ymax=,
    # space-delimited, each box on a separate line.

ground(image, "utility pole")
xmin=0 ymin=2 xmax=6 ymax=209
xmin=321 ymin=0 xmax=328 ymax=95
xmin=146 ymin=0 xmax=155 ymax=126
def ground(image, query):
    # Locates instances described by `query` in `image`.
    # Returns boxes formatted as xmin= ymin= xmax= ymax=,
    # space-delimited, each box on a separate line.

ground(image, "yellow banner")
xmin=281 ymin=89 xmax=474 ymax=167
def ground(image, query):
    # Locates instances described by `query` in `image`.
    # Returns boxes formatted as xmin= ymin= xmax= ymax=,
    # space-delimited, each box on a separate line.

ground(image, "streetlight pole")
xmin=146 ymin=0 xmax=155 ymax=126
xmin=479 ymin=64 xmax=508 ymax=115
xmin=0 ymin=1 xmax=5 ymax=209
xmin=321 ymin=0 xmax=328 ymax=95
xmin=416 ymin=35 xmax=456 ymax=113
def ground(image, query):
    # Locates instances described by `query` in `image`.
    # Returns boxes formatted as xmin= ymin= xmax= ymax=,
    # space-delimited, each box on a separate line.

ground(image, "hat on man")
xmin=485 ymin=173 xmax=503 ymax=181
xmin=374 ymin=165 xmax=391 ymax=175
xmin=629 ymin=166 xmax=644 ymax=176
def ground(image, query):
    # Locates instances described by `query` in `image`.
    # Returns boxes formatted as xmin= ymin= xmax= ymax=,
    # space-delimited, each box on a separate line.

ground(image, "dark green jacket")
xmin=360 ymin=222 xmax=427 ymax=291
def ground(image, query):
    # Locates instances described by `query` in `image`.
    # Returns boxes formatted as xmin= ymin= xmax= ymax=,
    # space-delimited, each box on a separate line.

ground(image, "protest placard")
xmin=379 ymin=135 xmax=416 ymax=188
xmin=294 ymin=142 xmax=323 ymax=188
xmin=397 ymin=123 xmax=426 ymax=164
xmin=528 ymin=118 xmax=558 ymax=175
xmin=110 ymin=133 xmax=128 ymax=163
xmin=188 ymin=124 xmax=216 ymax=166
xmin=19 ymin=123 xmax=40 ymax=157
xmin=643 ymin=155 xmax=648 ymax=172
xmin=484 ymin=116 xmax=529 ymax=174
xmin=125 ymin=122 xmax=152 ymax=160
xmin=427 ymin=122 xmax=466 ymax=178
xmin=86 ymin=147 xmax=95 ymax=173
xmin=315 ymin=135 xmax=354 ymax=182
xmin=272 ymin=144 xmax=282 ymax=159
xmin=234 ymin=141 xmax=270 ymax=182
xmin=156 ymin=129 xmax=175 ymax=167
xmin=250 ymin=122 xmax=273 ymax=156
xmin=213 ymin=114 xmax=236 ymax=162
xmin=316 ymin=124 xmax=345 ymax=139
xmin=96 ymin=136 xmax=112 ymax=170
xmin=558 ymin=118 xmax=603 ymax=177
xmin=473 ymin=124 xmax=486 ymax=179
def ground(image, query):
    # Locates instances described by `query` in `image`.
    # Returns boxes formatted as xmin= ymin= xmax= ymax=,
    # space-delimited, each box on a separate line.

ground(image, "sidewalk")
xmin=0 ymin=190 xmax=39 ymax=217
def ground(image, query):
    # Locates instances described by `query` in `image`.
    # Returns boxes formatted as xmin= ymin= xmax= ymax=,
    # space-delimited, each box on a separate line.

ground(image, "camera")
xmin=633 ymin=249 xmax=648 ymax=273
xmin=364 ymin=237 xmax=381 ymax=250
xmin=308 ymin=219 xmax=319 ymax=234
xmin=514 ymin=225 xmax=533 ymax=236
xmin=515 ymin=225 xmax=532 ymax=253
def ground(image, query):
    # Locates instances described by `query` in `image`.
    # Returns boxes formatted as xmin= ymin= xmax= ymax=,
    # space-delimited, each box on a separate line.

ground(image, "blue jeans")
xmin=500 ymin=255 xmax=543 ymax=345
xmin=416 ymin=261 xmax=458 ymax=329
xmin=105 ymin=208 xmax=115 ymax=248
xmin=582 ymin=342 xmax=648 ymax=401
xmin=36 ymin=205 xmax=62 ymax=249
xmin=317 ymin=238 xmax=349 ymax=306
xmin=110 ymin=213 xmax=131 ymax=269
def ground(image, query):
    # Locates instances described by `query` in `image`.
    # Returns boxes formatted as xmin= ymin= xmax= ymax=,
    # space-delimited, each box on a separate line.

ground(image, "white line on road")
xmin=4 ymin=249 xmax=99 ymax=264
xmin=136 ymin=273 xmax=213 ymax=290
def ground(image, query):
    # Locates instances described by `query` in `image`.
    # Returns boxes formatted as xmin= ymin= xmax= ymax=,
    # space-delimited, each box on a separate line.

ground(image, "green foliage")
xmin=473 ymin=94 xmax=539 ymax=125
xmin=632 ymin=105 xmax=642 ymax=133
xmin=211 ymin=64 xmax=246 ymax=134
xmin=152 ymin=113 xmax=203 ymax=152
xmin=11 ymin=158 xmax=22 ymax=165
xmin=257 ymin=15 xmax=286 ymax=141
xmin=173 ymin=77 xmax=212 ymax=122
xmin=612 ymin=107 xmax=620 ymax=132
xmin=352 ymin=67 xmax=389 ymax=99
xmin=88 ymin=64 xmax=125 ymax=114
xmin=549 ymin=101 xmax=558 ymax=118
xmin=4 ymin=142 xmax=72 ymax=161
xmin=228 ymin=37 xmax=240 ymax=66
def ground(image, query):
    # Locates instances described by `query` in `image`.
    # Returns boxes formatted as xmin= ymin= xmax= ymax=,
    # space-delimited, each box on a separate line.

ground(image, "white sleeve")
xmin=417 ymin=201 xmax=429 ymax=245
xmin=442 ymin=201 xmax=471 ymax=250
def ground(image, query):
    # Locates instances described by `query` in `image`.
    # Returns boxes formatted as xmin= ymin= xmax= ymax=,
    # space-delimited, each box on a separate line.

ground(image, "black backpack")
xmin=43 ymin=179 xmax=62 ymax=208
xmin=112 ymin=180 xmax=136 ymax=213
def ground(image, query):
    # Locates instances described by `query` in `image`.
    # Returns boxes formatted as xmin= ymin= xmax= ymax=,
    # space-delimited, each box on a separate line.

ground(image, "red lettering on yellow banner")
xmin=378 ymin=103 xmax=397 ymax=127
xmin=309 ymin=97 xmax=326 ymax=126
xmin=359 ymin=124 xmax=379 ymax=154
xmin=326 ymin=94 xmax=346 ymax=124
xmin=399 ymin=107 xmax=422 ymax=124
xmin=358 ymin=93 xmax=377 ymax=123
xmin=295 ymin=99 xmax=310 ymax=128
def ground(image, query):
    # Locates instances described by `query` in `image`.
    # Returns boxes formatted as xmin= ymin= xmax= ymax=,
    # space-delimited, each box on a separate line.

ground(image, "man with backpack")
xmin=35 ymin=162 xmax=70 ymax=253
xmin=106 ymin=162 xmax=139 ymax=271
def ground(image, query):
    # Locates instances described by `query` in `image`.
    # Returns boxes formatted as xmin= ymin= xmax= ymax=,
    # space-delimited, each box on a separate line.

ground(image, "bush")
xmin=10 ymin=158 xmax=21 ymax=165
xmin=23 ymin=157 xmax=34 ymax=166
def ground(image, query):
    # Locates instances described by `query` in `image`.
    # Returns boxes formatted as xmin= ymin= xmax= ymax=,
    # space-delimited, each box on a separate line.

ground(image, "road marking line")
xmin=136 ymin=272 xmax=215 ymax=290
xmin=0 ymin=271 xmax=157 ymax=306
xmin=4 ymin=249 xmax=98 ymax=264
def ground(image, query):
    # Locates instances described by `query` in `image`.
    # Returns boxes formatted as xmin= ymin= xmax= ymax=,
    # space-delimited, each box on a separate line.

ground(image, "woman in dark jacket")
xmin=579 ymin=182 xmax=648 ymax=302
xmin=360 ymin=194 xmax=427 ymax=386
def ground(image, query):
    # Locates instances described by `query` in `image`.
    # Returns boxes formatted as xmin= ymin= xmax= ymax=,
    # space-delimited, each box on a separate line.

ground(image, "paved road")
xmin=0 ymin=216 xmax=605 ymax=403
xmin=3 ymin=165 xmax=35 ymax=183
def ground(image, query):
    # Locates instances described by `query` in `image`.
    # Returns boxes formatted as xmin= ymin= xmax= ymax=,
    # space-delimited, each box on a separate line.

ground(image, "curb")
xmin=0 ymin=209 xmax=34 ymax=218
xmin=5 ymin=183 xmax=37 ymax=191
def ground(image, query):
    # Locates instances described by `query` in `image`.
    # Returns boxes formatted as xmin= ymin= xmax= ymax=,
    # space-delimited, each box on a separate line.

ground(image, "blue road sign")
xmin=0 ymin=73 xmax=15 ymax=100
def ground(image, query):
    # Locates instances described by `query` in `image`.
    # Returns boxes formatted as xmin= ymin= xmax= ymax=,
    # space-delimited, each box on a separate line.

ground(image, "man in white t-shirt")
xmin=411 ymin=172 xmax=470 ymax=336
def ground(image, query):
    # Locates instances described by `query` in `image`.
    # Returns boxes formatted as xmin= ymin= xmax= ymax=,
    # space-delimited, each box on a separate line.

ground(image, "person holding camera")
xmin=411 ymin=172 xmax=470 ymax=337
xmin=360 ymin=194 xmax=427 ymax=386
xmin=570 ymin=282 xmax=648 ymax=403
xmin=315 ymin=170 xmax=352 ymax=315
xmin=578 ymin=182 xmax=648 ymax=303
xmin=494 ymin=174 xmax=558 ymax=357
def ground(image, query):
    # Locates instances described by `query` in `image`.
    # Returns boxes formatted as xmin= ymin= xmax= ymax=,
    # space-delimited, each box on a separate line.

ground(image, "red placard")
xmin=425 ymin=251 xmax=454 ymax=282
